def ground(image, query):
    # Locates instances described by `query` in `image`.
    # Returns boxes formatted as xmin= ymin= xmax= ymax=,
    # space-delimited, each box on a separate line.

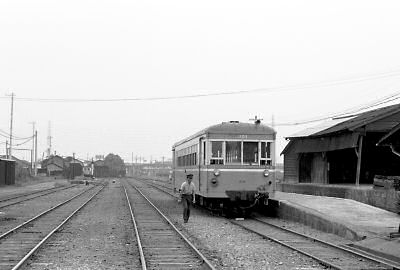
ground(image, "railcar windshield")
xmin=226 ymin=141 xmax=241 ymax=164
xmin=260 ymin=141 xmax=272 ymax=165
xmin=210 ymin=141 xmax=223 ymax=164
xmin=208 ymin=140 xmax=273 ymax=166
xmin=243 ymin=142 xmax=258 ymax=165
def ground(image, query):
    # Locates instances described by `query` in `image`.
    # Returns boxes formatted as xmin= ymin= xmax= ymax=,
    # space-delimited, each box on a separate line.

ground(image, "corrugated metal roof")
xmin=288 ymin=117 xmax=355 ymax=138
xmin=287 ymin=103 xmax=400 ymax=138
xmin=173 ymin=121 xmax=276 ymax=148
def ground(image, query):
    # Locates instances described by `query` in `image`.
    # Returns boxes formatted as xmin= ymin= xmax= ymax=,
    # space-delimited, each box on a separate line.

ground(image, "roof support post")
xmin=390 ymin=145 xmax=400 ymax=158
xmin=355 ymin=135 xmax=364 ymax=186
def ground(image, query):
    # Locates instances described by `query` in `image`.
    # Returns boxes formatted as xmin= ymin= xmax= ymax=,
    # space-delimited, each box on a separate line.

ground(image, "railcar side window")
xmin=225 ymin=141 xmax=241 ymax=164
xmin=243 ymin=142 xmax=258 ymax=165
xmin=176 ymin=144 xmax=198 ymax=167
xmin=210 ymin=141 xmax=223 ymax=165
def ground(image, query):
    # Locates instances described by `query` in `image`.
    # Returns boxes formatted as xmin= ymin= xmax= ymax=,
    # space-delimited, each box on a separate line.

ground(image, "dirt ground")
xmin=25 ymin=179 xmax=140 ymax=270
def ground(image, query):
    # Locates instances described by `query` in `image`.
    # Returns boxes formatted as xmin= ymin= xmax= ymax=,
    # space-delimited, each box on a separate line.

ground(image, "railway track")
xmin=0 ymin=185 xmax=78 ymax=209
xmin=0 ymin=184 xmax=105 ymax=270
xmin=123 ymin=180 xmax=216 ymax=270
xmin=231 ymin=216 xmax=400 ymax=270
xmin=138 ymin=176 xmax=400 ymax=269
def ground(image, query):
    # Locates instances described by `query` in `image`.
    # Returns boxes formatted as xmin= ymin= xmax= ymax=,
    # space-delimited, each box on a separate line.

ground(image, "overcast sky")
xmin=1 ymin=0 xmax=400 ymax=163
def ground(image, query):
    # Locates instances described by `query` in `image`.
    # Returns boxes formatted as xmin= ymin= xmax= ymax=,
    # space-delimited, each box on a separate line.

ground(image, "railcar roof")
xmin=173 ymin=121 xmax=276 ymax=148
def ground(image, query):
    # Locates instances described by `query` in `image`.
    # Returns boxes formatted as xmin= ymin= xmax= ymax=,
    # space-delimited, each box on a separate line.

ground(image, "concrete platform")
xmin=269 ymin=191 xmax=400 ymax=262
xmin=278 ymin=183 xmax=400 ymax=213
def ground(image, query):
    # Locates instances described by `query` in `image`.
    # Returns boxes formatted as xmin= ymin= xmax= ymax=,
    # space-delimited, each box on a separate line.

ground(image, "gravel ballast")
xmin=6 ymin=177 xmax=336 ymax=269
xmin=132 ymin=179 xmax=327 ymax=270
xmin=0 ymin=185 xmax=90 ymax=234
xmin=25 ymin=180 xmax=140 ymax=270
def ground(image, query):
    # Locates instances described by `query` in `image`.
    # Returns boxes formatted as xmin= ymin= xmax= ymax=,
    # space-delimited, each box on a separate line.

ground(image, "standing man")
xmin=180 ymin=173 xmax=196 ymax=223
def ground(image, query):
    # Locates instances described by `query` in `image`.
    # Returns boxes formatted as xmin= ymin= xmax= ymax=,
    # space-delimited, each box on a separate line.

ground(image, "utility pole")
xmin=34 ymin=131 xmax=38 ymax=176
xmin=271 ymin=114 xmax=275 ymax=130
xmin=29 ymin=122 xmax=36 ymax=172
xmin=131 ymin=152 xmax=134 ymax=176
xmin=271 ymin=114 xmax=276 ymax=168
xmin=7 ymin=93 xmax=15 ymax=160
xmin=72 ymin=152 xmax=75 ymax=179
xmin=47 ymin=121 xmax=52 ymax=157
xmin=5 ymin=140 xmax=8 ymax=158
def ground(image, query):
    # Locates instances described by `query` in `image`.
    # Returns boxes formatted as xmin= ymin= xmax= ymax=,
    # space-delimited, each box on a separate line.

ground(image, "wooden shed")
xmin=0 ymin=159 xmax=16 ymax=186
xmin=282 ymin=103 xmax=400 ymax=185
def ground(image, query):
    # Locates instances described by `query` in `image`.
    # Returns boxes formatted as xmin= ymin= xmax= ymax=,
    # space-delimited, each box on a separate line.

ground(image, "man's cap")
xmin=186 ymin=174 xmax=193 ymax=179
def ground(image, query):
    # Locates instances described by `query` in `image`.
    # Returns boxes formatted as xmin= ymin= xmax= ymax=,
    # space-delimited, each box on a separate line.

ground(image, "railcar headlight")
xmin=213 ymin=169 xmax=220 ymax=176
xmin=263 ymin=169 xmax=269 ymax=177
xmin=211 ymin=178 xmax=218 ymax=185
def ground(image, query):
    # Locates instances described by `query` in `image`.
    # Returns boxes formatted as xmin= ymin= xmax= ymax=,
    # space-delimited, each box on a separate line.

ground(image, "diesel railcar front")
xmin=172 ymin=120 xmax=276 ymax=212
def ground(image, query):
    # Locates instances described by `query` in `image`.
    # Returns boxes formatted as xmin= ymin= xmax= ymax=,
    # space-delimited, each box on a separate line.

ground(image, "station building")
xmin=280 ymin=103 xmax=400 ymax=213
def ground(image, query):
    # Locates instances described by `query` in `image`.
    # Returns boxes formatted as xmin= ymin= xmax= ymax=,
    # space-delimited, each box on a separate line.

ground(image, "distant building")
xmin=93 ymin=160 xmax=109 ymax=178
xmin=126 ymin=161 xmax=172 ymax=178
xmin=282 ymin=103 xmax=400 ymax=185
xmin=64 ymin=156 xmax=83 ymax=178
xmin=41 ymin=155 xmax=64 ymax=176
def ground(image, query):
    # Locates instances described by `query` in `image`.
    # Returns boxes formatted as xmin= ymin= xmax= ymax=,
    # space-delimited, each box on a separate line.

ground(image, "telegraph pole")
xmin=8 ymin=93 xmax=15 ymax=160
xmin=271 ymin=114 xmax=276 ymax=167
xmin=29 ymin=122 xmax=36 ymax=172
xmin=131 ymin=152 xmax=134 ymax=176
xmin=34 ymin=131 xmax=38 ymax=176
xmin=47 ymin=121 xmax=52 ymax=157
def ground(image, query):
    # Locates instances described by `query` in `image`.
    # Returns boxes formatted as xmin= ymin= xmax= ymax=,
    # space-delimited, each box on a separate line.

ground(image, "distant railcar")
xmin=172 ymin=121 xmax=276 ymax=212
xmin=83 ymin=166 xmax=93 ymax=178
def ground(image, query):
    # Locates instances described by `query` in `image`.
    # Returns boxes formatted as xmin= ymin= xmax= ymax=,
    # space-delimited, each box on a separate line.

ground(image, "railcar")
xmin=172 ymin=120 xmax=276 ymax=212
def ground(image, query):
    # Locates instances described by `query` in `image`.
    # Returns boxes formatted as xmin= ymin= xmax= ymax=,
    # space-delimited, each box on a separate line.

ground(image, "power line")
xmin=0 ymin=129 xmax=34 ymax=140
xmin=275 ymin=91 xmax=400 ymax=126
xmin=3 ymin=68 xmax=400 ymax=102
xmin=14 ymin=137 xmax=34 ymax=147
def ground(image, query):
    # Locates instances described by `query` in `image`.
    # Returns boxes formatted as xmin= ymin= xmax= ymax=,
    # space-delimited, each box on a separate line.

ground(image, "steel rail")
xmin=252 ymin=216 xmax=400 ymax=269
xmin=133 ymin=177 xmax=399 ymax=269
xmin=12 ymin=184 xmax=106 ymax=270
xmin=123 ymin=184 xmax=147 ymax=270
xmin=133 ymin=177 xmax=174 ymax=196
xmin=0 ymin=185 xmax=96 ymax=240
xmin=0 ymin=184 xmax=78 ymax=209
xmin=231 ymin=218 xmax=395 ymax=270
xmin=0 ymin=184 xmax=77 ymax=203
xmin=125 ymin=180 xmax=216 ymax=270
xmin=231 ymin=219 xmax=345 ymax=270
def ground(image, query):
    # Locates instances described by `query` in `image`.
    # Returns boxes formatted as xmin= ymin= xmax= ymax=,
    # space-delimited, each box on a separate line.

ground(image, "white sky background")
xmin=1 ymin=0 xmax=400 ymax=163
